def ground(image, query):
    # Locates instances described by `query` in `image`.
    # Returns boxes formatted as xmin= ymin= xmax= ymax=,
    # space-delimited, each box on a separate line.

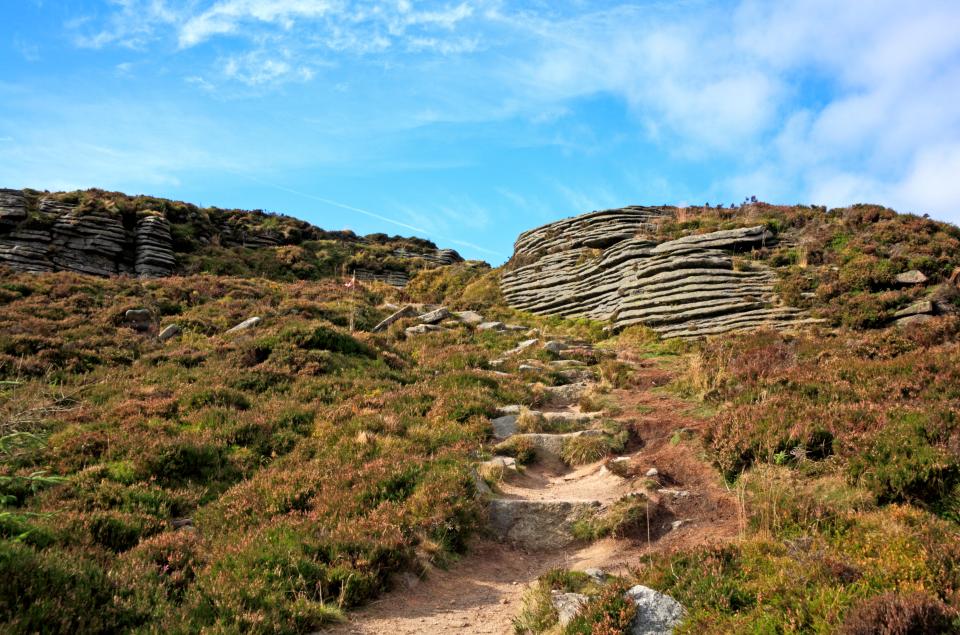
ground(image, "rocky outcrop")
xmin=135 ymin=216 xmax=175 ymax=277
xmin=502 ymin=207 xmax=818 ymax=339
xmin=0 ymin=190 xmax=173 ymax=277
xmin=353 ymin=268 xmax=411 ymax=287
xmin=0 ymin=188 xmax=463 ymax=284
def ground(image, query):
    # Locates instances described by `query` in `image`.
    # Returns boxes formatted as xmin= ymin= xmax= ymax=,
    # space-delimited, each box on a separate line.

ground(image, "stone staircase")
xmin=477 ymin=338 xmax=661 ymax=551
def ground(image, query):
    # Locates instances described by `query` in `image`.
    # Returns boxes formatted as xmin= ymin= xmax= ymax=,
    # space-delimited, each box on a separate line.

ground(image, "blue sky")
xmin=2 ymin=1 xmax=960 ymax=263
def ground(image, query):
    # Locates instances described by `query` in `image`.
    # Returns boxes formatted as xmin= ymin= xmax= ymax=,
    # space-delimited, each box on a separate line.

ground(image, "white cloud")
xmin=54 ymin=0 xmax=960 ymax=224
xmin=179 ymin=0 xmax=336 ymax=48
xmin=222 ymin=49 xmax=315 ymax=86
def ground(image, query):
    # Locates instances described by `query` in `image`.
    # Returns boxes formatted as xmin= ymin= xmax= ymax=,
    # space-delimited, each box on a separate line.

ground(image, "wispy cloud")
xmin=12 ymin=34 xmax=41 ymax=61
xmin=29 ymin=0 xmax=960 ymax=230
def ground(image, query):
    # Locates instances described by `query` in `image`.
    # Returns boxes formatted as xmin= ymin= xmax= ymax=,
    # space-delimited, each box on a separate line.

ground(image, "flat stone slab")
xmin=418 ymin=307 xmax=450 ymax=324
xmin=158 ymin=324 xmax=180 ymax=341
xmin=406 ymin=324 xmax=445 ymax=335
xmin=226 ymin=316 xmax=261 ymax=333
xmin=454 ymin=310 xmax=485 ymax=325
xmin=372 ymin=305 xmax=417 ymax=332
xmin=487 ymin=499 xmax=601 ymax=550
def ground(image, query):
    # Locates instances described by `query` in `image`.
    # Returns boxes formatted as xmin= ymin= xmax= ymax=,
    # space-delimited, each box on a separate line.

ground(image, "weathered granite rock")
xmin=454 ymin=310 xmax=485 ymax=325
xmin=125 ymin=309 xmax=152 ymax=322
xmin=896 ymin=270 xmax=928 ymax=285
xmin=502 ymin=207 xmax=815 ymax=339
xmin=624 ymin=585 xmax=686 ymax=635
xmin=544 ymin=341 xmax=568 ymax=354
xmin=135 ymin=216 xmax=175 ymax=277
xmin=226 ymin=317 xmax=261 ymax=333
xmin=418 ymin=307 xmax=451 ymax=324
xmin=477 ymin=321 xmax=506 ymax=331
xmin=158 ymin=324 xmax=181 ymax=341
xmin=894 ymin=300 xmax=934 ymax=319
xmin=552 ymin=591 xmax=589 ymax=626
xmin=499 ymin=430 xmax=605 ymax=458
xmin=372 ymin=305 xmax=417 ymax=332
xmin=0 ymin=189 xmax=462 ymax=285
xmin=491 ymin=415 xmax=518 ymax=439
xmin=896 ymin=314 xmax=935 ymax=327
xmin=405 ymin=324 xmax=444 ymax=336
xmin=584 ymin=568 xmax=607 ymax=584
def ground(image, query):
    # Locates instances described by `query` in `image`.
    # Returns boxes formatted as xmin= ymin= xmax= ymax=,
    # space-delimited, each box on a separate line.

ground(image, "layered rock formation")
xmin=0 ymin=190 xmax=176 ymax=277
xmin=502 ymin=207 xmax=818 ymax=338
xmin=0 ymin=188 xmax=462 ymax=284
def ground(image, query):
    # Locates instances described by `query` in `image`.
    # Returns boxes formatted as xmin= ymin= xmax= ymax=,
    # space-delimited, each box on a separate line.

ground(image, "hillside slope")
xmin=2 ymin=200 xmax=960 ymax=634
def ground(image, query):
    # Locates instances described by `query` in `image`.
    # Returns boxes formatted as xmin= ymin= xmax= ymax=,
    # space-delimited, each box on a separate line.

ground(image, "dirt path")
xmin=324 ymin=347 xmax=739 ymax=634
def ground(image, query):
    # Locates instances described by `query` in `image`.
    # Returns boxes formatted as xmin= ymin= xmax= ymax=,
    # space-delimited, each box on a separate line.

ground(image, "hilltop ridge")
xmin=0 ymin=188 xmax=466 ymax=285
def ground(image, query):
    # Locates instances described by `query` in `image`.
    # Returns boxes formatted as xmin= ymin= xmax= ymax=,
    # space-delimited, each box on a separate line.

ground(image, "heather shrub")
xmin=840 ymin=592 xmax=958 ymax=634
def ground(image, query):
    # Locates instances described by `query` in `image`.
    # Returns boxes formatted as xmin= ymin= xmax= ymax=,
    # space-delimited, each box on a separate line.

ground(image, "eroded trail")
xmin=326 ymin=342 xmax=739 ymax=634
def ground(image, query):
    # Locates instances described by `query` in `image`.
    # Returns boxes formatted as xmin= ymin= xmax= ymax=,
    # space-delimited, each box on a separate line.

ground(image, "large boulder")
xmin=625 ymin=585 xmax=686 ymax=635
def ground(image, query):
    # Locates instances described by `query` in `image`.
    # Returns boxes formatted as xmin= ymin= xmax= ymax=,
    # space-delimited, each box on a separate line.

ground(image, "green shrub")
xmin=185 ymin=388 xmax=251 ymax=411
xmin=0 ymin=541 xmax=145 ymax=634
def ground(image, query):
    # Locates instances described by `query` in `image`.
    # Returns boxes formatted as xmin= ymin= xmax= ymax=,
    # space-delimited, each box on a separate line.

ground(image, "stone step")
xmin=487 ymin=499 xmax=602 ymax=550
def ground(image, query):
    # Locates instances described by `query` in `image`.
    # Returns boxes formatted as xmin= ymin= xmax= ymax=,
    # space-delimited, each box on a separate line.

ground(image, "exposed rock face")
xmin=502 ymin=207 xmax=817 ymax=338
xmin=0 ymin=188 xmax=463 ymax=284
xmin=0 ymin=190 xmax=174 ymax=278
xmin=135 ymin=216 xmax=175 ymax=277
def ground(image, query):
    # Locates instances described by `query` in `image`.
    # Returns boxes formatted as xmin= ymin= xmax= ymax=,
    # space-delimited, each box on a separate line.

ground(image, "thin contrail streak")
xmin=228 ymin=171 xmax=505 ymax=257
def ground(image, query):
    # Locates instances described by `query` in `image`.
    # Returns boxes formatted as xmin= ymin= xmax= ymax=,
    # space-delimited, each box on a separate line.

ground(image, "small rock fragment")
xmin=895 ymin=270 xmax=928 ymax=285
xmin=372 ymin=305 xmax=417 ymax=332
xmin=584 ymin=568 xmax=607 ymax=584
xmin=226 ymin=316 xmax=261 ymax=333
xmin=158 ymin=324 xmax=181 ymax=342
xmin=645 ymin=467 xmax=659 ymax=477
xmin=544 ymin=340 xmax=568 ymax=354
xmin=405 ymin=324 xmax=444 ymax=336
